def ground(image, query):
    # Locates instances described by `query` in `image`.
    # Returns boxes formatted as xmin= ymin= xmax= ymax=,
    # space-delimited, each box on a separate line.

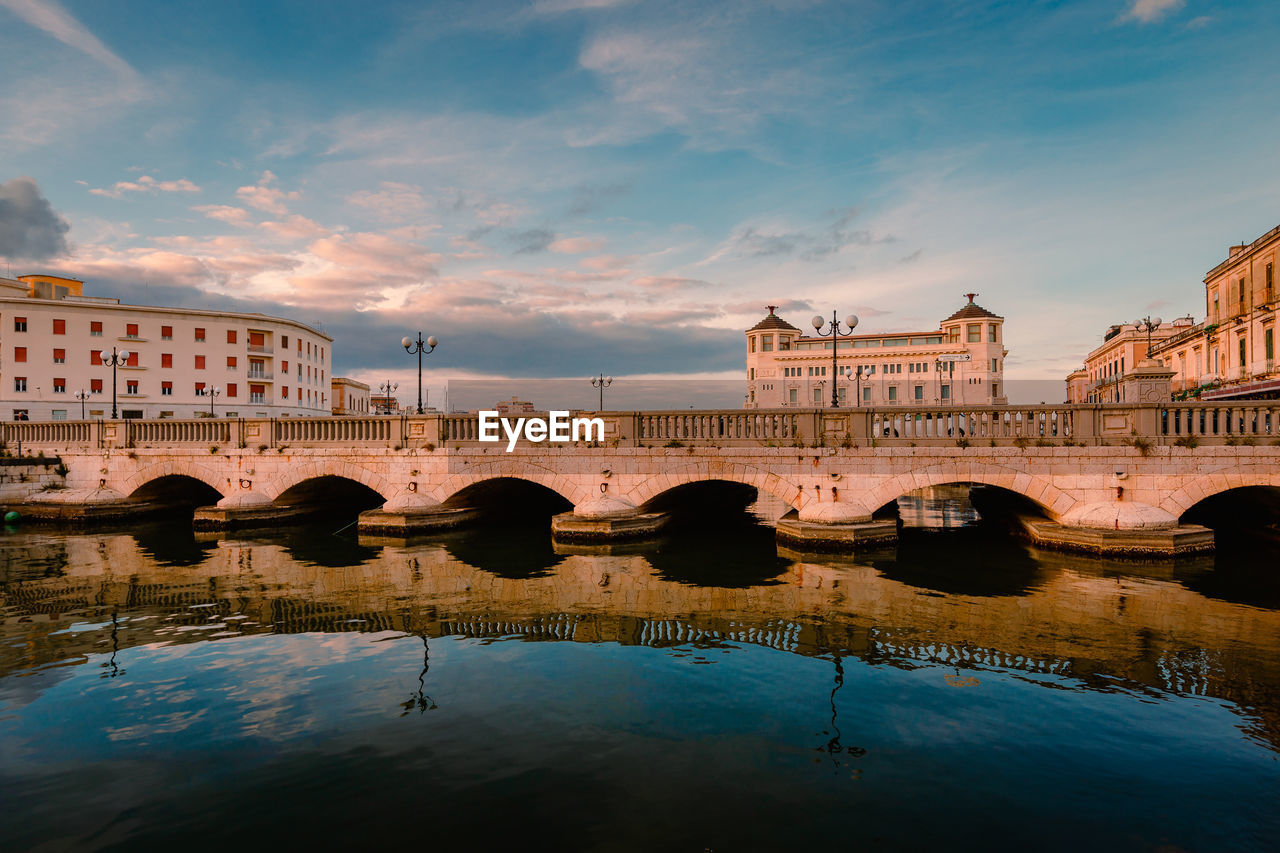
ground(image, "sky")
xmin=2 ymin=0 xmax=1280 ymax=400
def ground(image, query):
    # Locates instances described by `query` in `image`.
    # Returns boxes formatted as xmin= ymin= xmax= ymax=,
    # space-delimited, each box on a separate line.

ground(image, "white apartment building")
xmin=745 ymin=295 xmax=1008 ymax=407
xmin=2 ymin=274 xmax=334 ymax=421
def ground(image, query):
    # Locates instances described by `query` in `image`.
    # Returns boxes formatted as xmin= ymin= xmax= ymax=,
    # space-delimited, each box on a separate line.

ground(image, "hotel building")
xmin=2 ymin=274 xmax=334 ymax=421
xmin=1148 ymin=225 xmax=1280 ymax=400
xmin=745 ymin=295 xmax=1007 ymax=408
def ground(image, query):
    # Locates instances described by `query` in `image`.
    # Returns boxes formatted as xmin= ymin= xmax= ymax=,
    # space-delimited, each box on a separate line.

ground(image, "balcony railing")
xmin=246 ymin=371 xmax=273 ymax=380
xmin=247 ymin=345 xmax=274 ymax=354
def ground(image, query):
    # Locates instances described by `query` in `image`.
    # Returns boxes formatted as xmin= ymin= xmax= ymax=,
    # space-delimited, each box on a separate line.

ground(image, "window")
xmin=988 ymin=325 xmax=998 ymax=342
xmin=13 ymin=317 xmax=25 ymax=332
xmin=991 ymin=357 xmax=999 ymax=372
xmin=281 ymin=360 xmax=289 ymax=372
xmin=913 ymin=385 xmax=923 ymax=401
xmin=1266 ymin=328 xmax=1274 ymax=362
xmin=195 ymin=355 xmax=206 ymax=370
xmin=813 ymin=388 xmax=823 ymax=403
xmin=194 ymin=327 xmax=205 ymax=342
xmin=1268 ymin=263 xmax=1275 ymax=301
xmin=779 ymin=337 xmax=790 ymax=350
xmin=282 ymin=335 xmax=289 ymax=348
xmin=966 ymin=324 xmax=981 ymax=342
xmin=14 ymin=377 xmax=27 ymax=392
xmin=161 ymin=381 xmax=173 ymax=396
xmin=194 ymin=382 xmax=206 ymax=394
xmin=126 ymin=381 xmax=139 ymax=395
xmin=283 ymin=386 xmax=289 ymax=398
xmin=941 ymin=385 xmax=950 ymax=400
xmin=52 ymin=318 xmax=66 ymax=335
xmin=53 ymin=348 xmax=65 ymax=363
xmin=749 ymin=368 xmax=755 ymax=380
xmin=887 ymin=386 xmax=897 ymax=401
xmin=227 ymin=330 xmax=237 ymax=344
xmin=161 ymin=353 xmax=173 ymax=368
xmin=126 ymin=352 xmax=139 ymax=367
xmin=788 ymin=388 xmax=797 ymax=403
xmin=161 ymin=325 xmax=173 ymax=340
xmin=13 ymin=347 xmax=25 ymax=363
xmin=1239 ymin=278 xmax=1246 ymax=309
xmin=91 ymin=321 xmax=103 ymax=336
xmin=762 ymin=335 xmax=773 ymax=352
xmin=297 ymin=339 xmax=302 ymax=353
xmin=53 ymin=378 xmax=66 ymax=393
xmin=91 ymin=379 xmax=103 ymax=393
xmin=226 ymin=383 xmax=237 ymax=398
xmin=862 ymin=386 xmax=870 ymax=402
xmin=1240 ymin=336 xmax=1248 ymax=368
xmin=749 ymin=336 xmax=756 ymax=353
xmin=992 ymin=383 xmax=999 ymax=398
xmin=126 ymin=323 xmax=139 ymax=338
xmin=249 ymin=332 xmax=265 ymax=348
xmin=227 ymin=356 xmax=237 ymax=369
xmin=13 ymin=410 xmax=28 ymax=421
xmin=307 ymin=342 xmax=311 ymax=356
xmin=51 ymin=410 xmax=67 ymax=421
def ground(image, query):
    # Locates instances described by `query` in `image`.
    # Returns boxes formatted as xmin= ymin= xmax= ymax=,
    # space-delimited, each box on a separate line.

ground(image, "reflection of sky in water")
xmin=0 ymin=518 xmax=1278 ymax=849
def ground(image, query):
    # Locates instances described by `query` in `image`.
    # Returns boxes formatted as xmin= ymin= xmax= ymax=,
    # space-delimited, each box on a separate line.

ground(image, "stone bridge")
xmin=7 ymin=401 xmax=1280 ymax=554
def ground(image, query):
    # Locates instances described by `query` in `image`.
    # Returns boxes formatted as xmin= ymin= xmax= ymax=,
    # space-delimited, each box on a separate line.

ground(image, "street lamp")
xmin=199 ymin=385 xmax=221 ymax=417
xmin=401 ymin=332 xmax=439 ymax=415
xmin=74 ymin=389 xmax=89 ymax=420
xmin=591 ymin=374 xmax=613 ymax=410
xmin=378 ymin=381 xmax=398 ymax=414
xmin=811 ymin=311 xmax=859 ymax=407
xmin=100 ymin=347 xmax=131 ymax=419
xmin=1135 ymin=316 xmax=1163 ymax=360
xmin=842 ymin=364 xmax=866 ymax=408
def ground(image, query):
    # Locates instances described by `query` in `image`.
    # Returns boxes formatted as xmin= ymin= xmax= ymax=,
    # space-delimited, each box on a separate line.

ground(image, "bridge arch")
xmin=122 ymin=460 xmax=227 ymax=500
xmin=262 ymin=459 xmax=393 ymax=502
xmin=1162 ymin=470 xmax=1280 ymax=519
xmin=432 ymin=460 xmax=584 ymax=506
xmin=862 ymin=461 xmax=1076 ymax=519
xmin=627 ymin=461 xmax=802 ymax=510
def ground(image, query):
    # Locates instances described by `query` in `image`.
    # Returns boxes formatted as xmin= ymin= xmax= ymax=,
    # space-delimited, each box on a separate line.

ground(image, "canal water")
xmin=1 ymin=491 xmax=1278 ymax=851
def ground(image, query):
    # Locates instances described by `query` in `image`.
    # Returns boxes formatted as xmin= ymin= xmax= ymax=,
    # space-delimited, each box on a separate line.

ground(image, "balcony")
xmin=247 ymin=345 xmax=274 ymax=354
xmin=247 ymin=371 xmax=274 ymax=381
xmin=249 ymin=394 xmax=266 ymax=404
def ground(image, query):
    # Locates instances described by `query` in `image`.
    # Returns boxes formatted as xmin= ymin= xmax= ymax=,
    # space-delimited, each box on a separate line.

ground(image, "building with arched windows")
xmin=2 ymin=274 xmax=335 ymax=421
xmin=745 ymin=295 xmax=1008 ymax=408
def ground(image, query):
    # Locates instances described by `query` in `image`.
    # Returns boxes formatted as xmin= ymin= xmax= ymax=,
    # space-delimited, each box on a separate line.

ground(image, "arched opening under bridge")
xmin=129 ymin=475 xmax=224 ymax=508
xmin=274 ymin=476 xmax=387 ymax=515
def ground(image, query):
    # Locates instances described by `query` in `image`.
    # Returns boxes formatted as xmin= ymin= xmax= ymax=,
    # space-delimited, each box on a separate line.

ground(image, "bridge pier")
xmin=17 ymin=487 xmax=158 ymax=524
xmin=193 ymin=492 xmax=309 ymax=531
xmin=550 ymin=495 xmax=669 ymax=544
xmin=1014 ymin=501 xmax=1213 ymax=556
xmin=357 ymin=493 xmax=480 ymax=537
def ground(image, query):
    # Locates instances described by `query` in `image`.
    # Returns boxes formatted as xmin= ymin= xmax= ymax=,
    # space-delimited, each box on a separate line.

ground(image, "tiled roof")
xmin=943 ymin=293 xmax=1001 ymax=322
xmin=747 ymin=306 xmax=801 ymax=332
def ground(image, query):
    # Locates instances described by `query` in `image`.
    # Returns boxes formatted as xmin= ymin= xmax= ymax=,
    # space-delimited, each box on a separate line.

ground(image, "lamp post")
xmin=401 ymin=332 xmax=439 ymax=415
xmin=591 ymin=374 xmax=613 ymax=410
xmin=1135 ymin=316 xmax=1163 ymax=361
xmin=811 ymin=311 xmax=859 ymax=407
xmin=100 ymin=347 xmax=131 ymax=419
xmin=378 ymin=381 xmax=398 ymax=414
xmin=850 ymin=364 xmax=865 ymax=407
xmin=200 ymin=386 xmax=221 ymax=417
xmin=74 ymin=389 xmax=89 ymax=420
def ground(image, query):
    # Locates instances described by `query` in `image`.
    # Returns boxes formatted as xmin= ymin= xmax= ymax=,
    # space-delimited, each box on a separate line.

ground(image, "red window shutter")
xmin=282 ymin=360 xmax=288 ymax=371
xmin=161 ymin=353 xmax=173 ymax=368
xmin=126 ymin=352 xmax=139 ymax=366
xmin=162 ymin=381 xmax=172 ymax=391
xmin=226 ymin=383 xmax=238 ymax=397
xmin=53 ymin=319 xmax=66 ymax=334
xmin=161 ymin=325 xmax=172 ymax=338
xmin=195 ymin=355 xmax=206 ymax=369
xmin=252 ymin=384 xmax=265 ymax=395
xmin=126 ymin=323 xmax=138 ymax=336
xmin=90 ymin=349 xmax=101 ymax=365
xmin=14 ymin=347 xmax=25 ymax=362
xmin=227 ymin=356 xmax=237 ymax=368
xmin=195 ymin=382 xmax=206 ymax=393
xmin=282 ymin=386 xmax=288 ymax=397
xmin=91 ymin=379 xmax=103 ymax=392
xmin=227 ymin=330 xmax=237 ymax=344
xmin=91 ymin=321 xmax=103 ymax=333
xmin=53 ymin=348 xmax=65 ymax=361
xmin=249 ymin=332 xmax=264 ymax=346
xmin=194 ymin=327 xmax=205 ymax=340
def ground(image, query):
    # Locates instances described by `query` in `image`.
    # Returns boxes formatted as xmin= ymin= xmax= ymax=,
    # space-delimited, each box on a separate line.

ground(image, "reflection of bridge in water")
xmin=2 ymin=526 xmax=1278 ymax=748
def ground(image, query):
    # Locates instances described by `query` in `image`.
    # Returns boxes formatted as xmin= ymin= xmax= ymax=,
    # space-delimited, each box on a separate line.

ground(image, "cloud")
xmin=90 ymin=175 xmax=200 ymax=198
xmin=1120 ymin=0 xmax=1185 ymax=24
xmin=509 ymin=228 xmax=557 ymax=254
xmin=0 ymin=176 xmax=71 ymax=260
xmin=0 ymin=0 xmax=135 ymax=79
xmin=707 ymin=208 xmax=888 ymax=263
xmin=193 ymin=205 xmax=253 ymax=226
xmin=548 ymin=236 xmax=606 ymax=254
xmin=533 ymin=0 xmax=634 ymax=13
xmin=236 ymin=171 xmax=301 ymax=215
xmin=566 ymin=182 xmax=630 ymax=217
xmin=307 ymin=232 xmax=440 ymax=278
xmin=631 ymin=276 xmax=712 ymax=293
xmin=346 ymin=182 xmax=431 ymax=222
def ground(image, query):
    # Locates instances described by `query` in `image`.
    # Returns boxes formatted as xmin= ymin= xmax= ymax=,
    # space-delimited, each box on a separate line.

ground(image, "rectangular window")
xmin=992 ymin=382 xmax=999 ymax=398
xmin=14 ymin=377 xmax=26 ymax=392
xmin=941 ymin=384 xmax=951 ymax=400
xmin=779 ymin=337 xmax=790 ymax=351
xmin=282 ymin=335 xmax=289 ymax=348
xmin=91 ymin=321 xmax=103 ymax=336
xmin=126 ymin=352 xmax=139 ymax=367
xmin=862 ymin=386 xmax=871 ymax=402
xmin=283 ymin=386 xmax=289 ymax=398
xmin=53 ymin=348 xmax=65 ymax=363
xmin=1239 ymin=278 xmax=1246 ymax=308
xmin=788 ymin=388 xmax=797 ymax=403
xmin=991 ymin=357 xmax=999 ymax=372
xmin=281 ymin=360 xmax=289 ymax=372
xmin=194 ymin=327 xmax=205 ymax=342
xmin=1268 ymin=263 xmax=1275 ymax=301
xmin=227 ymin=356 xmax=237 ymax=369
xmin=1266 ymin=328 xmax=1274 ymax=362
xmin=249 ymin=332 xmax=265 ymax=347
xmin=195 ymin=355 xmax=206 ymax=370
xmin=91 ymin=379 xmax=103 ymax=393
xmin=227 ymin=330 xmax=237 ymax=344
xmin=226 ymin=383 xmax=237 ymax=398
xmin=988 ymin=325 xmax=998 ymax=342
xmin=53 ymin=378 xmax=66 ymax=393
xmin=913 ymin=385 xmax=923 ymax=401
xmin=126 ymin=323 xmax=139 ymax=337
xmin=887 ymin=386 xmax=897 ymax=401
xmin=126 ymin=381 xmax=138 ymax=395
xmin=966 ymin=324 xmax=980 ymax=342
xmin=13 ymin=317 xmax=25 ymax=332
xmin=51 ymin=410 xmax=67 ymax=421
xmin=297 ymin=339 xmax=302 ymax=353
xmin=13 ymin=347 xmax=25 ymax=363
xmin=161 ymin=353 xmax=173 ymax=368
xmin=161 ymin=381 xmax=173 ymax=396
xmin=53 ymin=319 xmax=66 ymax=335
xmin=762 ymin=335 xmax=773 ymax=352
xmin=161 ymin=325 xmax=173 ymax=340
xmin=194 ymin=382 xmax=206 ymax=394
xmin=1240 ymin=337 xmax=1248 ymax=368
xmin=813 ymin=387 xmax=822 ymax=403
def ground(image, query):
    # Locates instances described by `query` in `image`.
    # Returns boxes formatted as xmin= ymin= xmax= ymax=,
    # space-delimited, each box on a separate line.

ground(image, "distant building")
xmin=1149 ymin=225 xmax=1280 ymax=400
xmin=495 ymin=397 xmax=537 ymax=415
xmin=745 ymin=295 xmax=1007 ymax=408
xmin=1068 ymin=317 xmax=1194 ymax=403
xmin=1 ymin=273 xmax=334 ymax=421
xmin=370 ymin=394 xmax=402 ymax=414
xmin=331 ymin=377 xmax=370 ymax=415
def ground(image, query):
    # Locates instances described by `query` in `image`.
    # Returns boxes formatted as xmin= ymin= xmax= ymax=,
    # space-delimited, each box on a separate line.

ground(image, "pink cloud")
xmin=308 ymin=232 xmax=441 ymax=277
xmin=549 ymin=235 xmax=606 ymax=254
xmin=90 ymin=175 xmax=200 ymax=198
xmin=235 ymin=170 xmax=301 ymax=215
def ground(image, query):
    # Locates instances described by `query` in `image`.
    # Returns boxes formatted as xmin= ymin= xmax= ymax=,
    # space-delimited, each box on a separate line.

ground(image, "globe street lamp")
xmin=100 ymin=347 xmax=131 ymax=419
xmin=811 ymin=311 xmax=859 ymax=408
xmin=591 ymin=374 xmax=613 ymax=410
xmin=74 ymin=389 xmax=89 ymax=420
xmin=1135 ymin=316 xmax=1163 ymax=360
xmin=845 ymin=364 xmax=866 ymax=407
xmin=199 ymin=385 xmax=221 ymax=417
xmin=378 ymin=381 xmax=398 ymax=415
xmin=401 ymin=332 xmax=439 ymax=415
